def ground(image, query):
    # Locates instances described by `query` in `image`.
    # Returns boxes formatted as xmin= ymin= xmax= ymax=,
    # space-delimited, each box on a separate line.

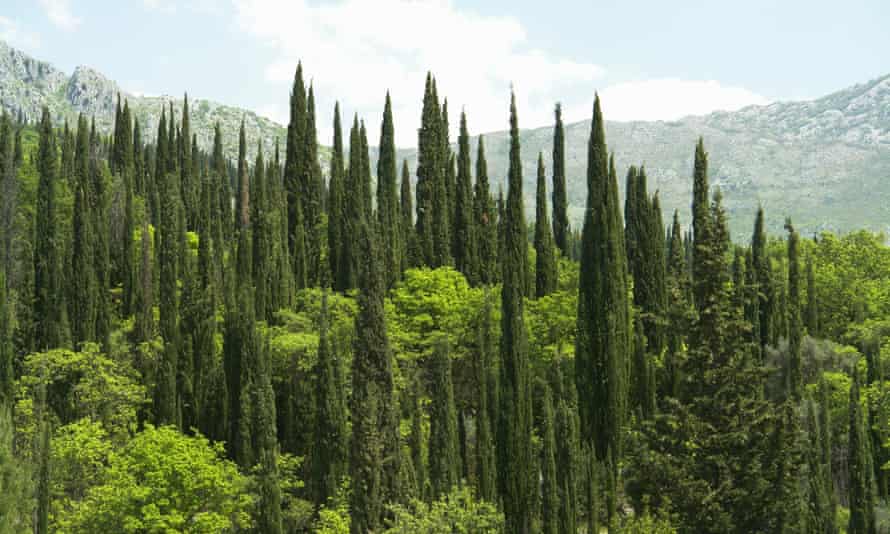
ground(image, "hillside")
xmin=2 ymin=39 xmax=888 ymax=236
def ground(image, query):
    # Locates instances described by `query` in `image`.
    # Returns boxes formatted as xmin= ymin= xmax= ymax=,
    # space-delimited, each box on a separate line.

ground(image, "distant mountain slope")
xmin=0 ymin=39 xmax=286 ymax=164
xmin=2 ymin=39 xmax=888 ymax=236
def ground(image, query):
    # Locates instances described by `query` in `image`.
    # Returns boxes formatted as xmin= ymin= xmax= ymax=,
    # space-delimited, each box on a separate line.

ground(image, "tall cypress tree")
xmin=339 ymin=117 xmax=363 ymax=290
xmin=90 ymin=116 xmax=111 ymax=352
xmin=431 ymin=92 xmax=451 ymax=268
xmin=691 ymin=137 xmax=710 ymax=313
xmin=806 ymin=398 xmax=836 ymax=533
xmin=474 ymin=136 xmax=497 ymax=285
xmin=376 ymin=93 xmax=402 ymax=288
xmin=453 ymin=111 xmax=477 ymax=284
xmin=534 ymin=152 xmax=557 ymax=298
xmin=786 ymin=219 xmax=802 ymax=401
xmin=328 ymin=103 xmax=346 ymax=290
xmin=359 ymin=120 xmax=372 ymax=219
xmin=806 ymin=256 xmax=819 ymax=337
xmin=156 ymin=117 xmax=181 ymax=427
xmin=304 ymin=84 xmax=323 ymax=286
xmin=428 ymin=337 xmax=459 ymax=499
xmin=848 ymin=369 xmax=876 ymax=534
xmin=752 ymin=206 xmax=773 ymax=359
xmin=540 ymin=381 xmax=559 ymax=534
xmin=497 ymin=92 xmax=534 ymax=534
xmin=252 ymin=143 xmax=272 ymax=321
xmin=475 ymin=291 xmax=497 ymax=503
xmin=575 ymin=95 xmax=629 ymax=466
xmin=551 ymin=103 xmax=569 ymax=257
xmin=416 ymin=73 xmax=439 ymax=266
xmin=34 ymin=107 xmax=67 ymax=350
xmin=350 ymin=217 xmax=399 ymax=532
xmin=285 ymin=63 xmax=307 ymax=285
xmin=554 ymin=358 xmax=578 ymax=534
xmin=312 ymin=290 xmax=348 ymax=506
xmin=70 ymin=115 xmax=96 ymax=347
xmin=400 ymin=160 xmax=415 ymax=270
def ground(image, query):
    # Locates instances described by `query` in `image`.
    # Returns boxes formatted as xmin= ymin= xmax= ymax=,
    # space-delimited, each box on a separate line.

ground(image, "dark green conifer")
xmin=400 ymin=160 xmax=415 ymax=269
xmin=70 ymin=116 xmax=97 ymax=346
xmin=0 ymin=270 xmax=12 ymax=409
xmin=311 ymin=290 xmax=348 ymax=506
xmin=786 ymin=219 xmax=802 ymax=401
xmin=848 ymin=369 xmax=875 ymax=534
xmin=552 ymin=104 xmax=569 ymax=257
xmin=475 ymin=291 xmax=497 ymax=503
xmin=691 ymin=137 xmax=710 ymax=313
xmin=540 ymin=381 xmax=559 ymax=534
xmin=554 ymin=358 xmax=579 ymax=534
xmin=328 ymin=104 xmax=346 ymax=290
xmin=806 ymin=256 xmax=819 ymax=337
xmin=376 ymin=93 xmax=402 ymax=287
xmin=416 ymin=73 xmax=439 ymax=266
xmin=453 ymin=111 xmax=477 ymax=283
xmin=534 ymin=152 xmax=557 ymax=298
xmin=428 ymin=337 xmax=459 ymax=499
xmin=350 ymin=217 xmax=400 ymax=531
xmin=806 ymin=398 xmax=836 ymax=533
xmin=34 ymin=107 xmax=67 ymax=350
xmin=473 ymin=136 xmax=497 ymax=285
xmin=497 ymin=92 xmax=534 ymax=534
xmin=285 ymin=63 xmax=307 ymax=284
xmin=304 ymin=85 xmax=323 ymax=286
xmin=752 ymin=207 xmax=773 ymax=358
xmin=575 ymin=95 xmax=630 ymax=465
xmin=359 ymin=120 xmax=372 ymax=219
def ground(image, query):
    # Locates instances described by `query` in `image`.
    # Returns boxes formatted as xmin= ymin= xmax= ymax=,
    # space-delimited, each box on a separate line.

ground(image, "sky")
xmin=1 ymin=0 xmax=888 ymax=146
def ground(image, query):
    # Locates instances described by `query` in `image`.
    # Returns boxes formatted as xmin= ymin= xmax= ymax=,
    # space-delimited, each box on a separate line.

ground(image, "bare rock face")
xmin=66 ymin=66 xmax=119 ymax=119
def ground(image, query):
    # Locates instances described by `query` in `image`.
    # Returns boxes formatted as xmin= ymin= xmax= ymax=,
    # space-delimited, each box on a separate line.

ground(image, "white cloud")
xmin=0 ymin=16 xmax=40 ymax=50
xmin=233 ymin=0 xmax=604 ymax=146
xmin=596 ymin=79 xmax=770 ymax=122
xmin=233 ymin=0 xmax=769 ymax=146
xmin=38 ymin=0 xmax=82 ymax=31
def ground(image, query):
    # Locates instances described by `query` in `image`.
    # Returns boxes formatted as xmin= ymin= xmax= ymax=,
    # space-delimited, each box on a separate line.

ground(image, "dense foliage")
xmin=0 ymin=67 xmax=888 ymax=534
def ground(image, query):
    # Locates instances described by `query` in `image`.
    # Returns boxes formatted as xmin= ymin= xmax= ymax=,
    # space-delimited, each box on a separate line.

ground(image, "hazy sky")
xmin=2 ymin=0 xmax=888 ymax=145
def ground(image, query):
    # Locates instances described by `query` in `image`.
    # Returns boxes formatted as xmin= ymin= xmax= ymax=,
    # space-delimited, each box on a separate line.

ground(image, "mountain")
xmin=2 ymin=39 xmax=888 ymax=236
xmin=0 ymin=39 xmax=286 ymax=164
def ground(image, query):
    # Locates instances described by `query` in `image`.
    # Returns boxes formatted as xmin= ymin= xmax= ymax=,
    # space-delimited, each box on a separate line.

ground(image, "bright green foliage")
xmin=57 ymin=425 xmax=251 ymax=533
xmin=377 ymin=93 xmax=402 ymax=288
xmin=575 ymin=95 xmax=629 ymax=466
xmin=619 ymin=510 xmax=678 ymax=533
xmin=806 ymin=257 xmax=819 ymax=337
xmin=384 ymin=486 xmax=503 ymax=534
xmin=534 ymin=153 xmax=557 ymax=298
xmin=453 ymin=112 xmax=477 ymax=285
xmin=473 ymin=136 xmax=498 ymax=285
xmin=551 ymin=104 xmax=569 ymax=257
xmin=0 ymin=404 xmax=31 ymax=534
xmin=497 ymin=92 xmax=533 ymax=534
xmin=428 ymin=338 xmax=459 ymax=499
xmin=34 ymin=107 xmax=67 ymax=350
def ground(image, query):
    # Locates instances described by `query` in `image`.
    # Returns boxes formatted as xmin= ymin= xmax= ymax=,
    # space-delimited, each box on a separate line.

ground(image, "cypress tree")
xmin=473 ymin=136 xmax=497 ymax=285
xmin=691 ymin=138 xmax=710 ymax=313
xmin=339 ymin=117 xmax=363 ymax=290
xmin=90 ymin=117 xmax=111 ymax=352
xmin=0 ymin=112 xmax=17 ymax=279
xmin=400 ymin=160 xmax=415 ymax=269
xmin=552 ymin=103 xmax=569 ymax=257
xmin=34 ymin=107 xmax=67 ymax=350
xmin=376 ymin=93 xmax=402 ymax=288
xmin=181 ymin=94 xmax=196 ymax=229
xmin=806 ymin=256 xmax=819 ymax=337
xmin=304 ymin=85 xmax=323 ymax=286
xmin=554 ymin=358 xmax=579 ymax=534
xmin=848 ymin=369 xmax=875 ymax=534
xmin=453 ymin=111 xmax=477 ymax=284
xmin=328 ymin=103 xmax=346 ymax=290
xmin=497 ymin=91 xmax=534 ymax=534
xmin=431 ymin=96 xmax=451 ymax=267
xmin=752 ymin=206 xmax=772 ymax=358
xmin=121 ymin=137 xmax=136 ymax=317
xmin=70 ymin=116 xmax=97 ymax=347
xmin=312 ymin=290 xmax=348 ymax=506
xmin=428 ymin=337 xmax=459 ymax=499
xmin=416 ymin=73 xmax=439 ymax=266
xmin=576 ymin=95 xmax=630 ymax=465
xmin=350 ymin=217 xmax=399 ymax=531
xmin=772 ymin=400 xmax=804 ymax=533
xmin=534 ymin=152 xmax=557 ymax=298
xmin=212 ymin=123 xmax=232 ymax=245
xmin=409 ymin=373 xmax=427 ymax=501
xmin=36 ymin=407 xmax=51 ymax=534
xmin=359 ymin=120 xmax=372 ymax=219
xmin=540 ymin=381 xmax=559 ymax=534
xmin=134 ymin=209 xmax=154 ymax=344
xmin=156 ymin=122 xmax=181 ymax=427
xmin=285 ymin=63 xmax=307 ymax=285
xmin=786 ymin=219 xmax=802 ymax=401
xmin=475 ymin=290 xmax=497 ymax=503
xmin=806 ymin=398 xmax=836 ymax=533
xmin=632 ymin=314 xmax=654 ymax=419
xmin=625 ymin=165 xmax=640 ymax=270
